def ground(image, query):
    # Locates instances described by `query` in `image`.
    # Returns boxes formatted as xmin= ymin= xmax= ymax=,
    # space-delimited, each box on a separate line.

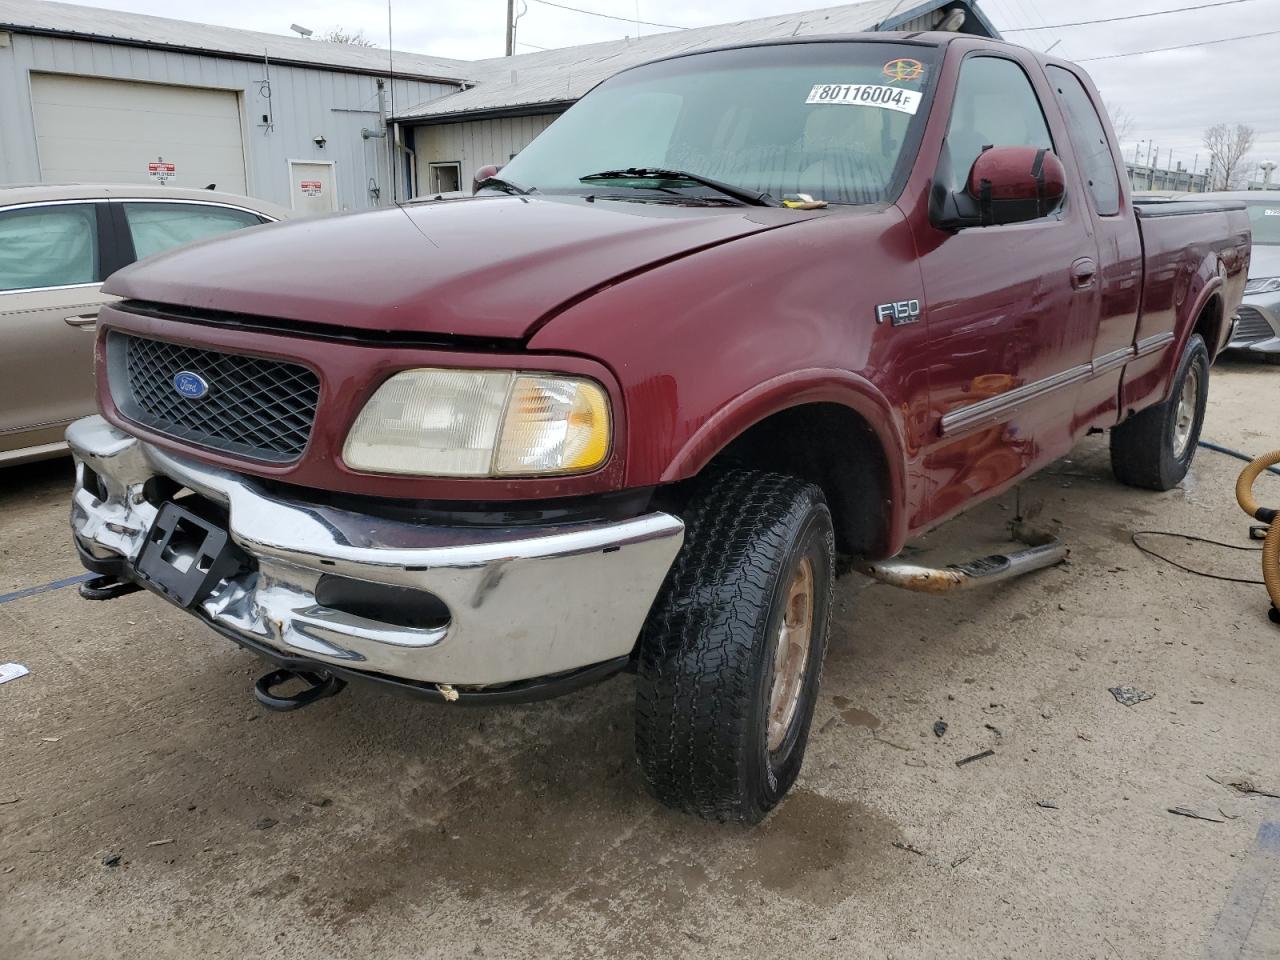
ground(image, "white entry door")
xmin=289 ymin=161 xmax=338 ymax=216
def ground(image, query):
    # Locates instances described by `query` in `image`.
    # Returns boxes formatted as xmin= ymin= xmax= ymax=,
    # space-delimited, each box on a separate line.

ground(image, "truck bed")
xmin=1122 ymin=200 xmax=1252 ymax=412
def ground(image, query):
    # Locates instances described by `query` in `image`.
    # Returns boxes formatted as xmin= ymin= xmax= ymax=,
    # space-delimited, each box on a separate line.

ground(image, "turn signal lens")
xmin=343 ymin=368 xmax=611 ymax=477
xmin=495 ymin=376 xmax=610 ymax=475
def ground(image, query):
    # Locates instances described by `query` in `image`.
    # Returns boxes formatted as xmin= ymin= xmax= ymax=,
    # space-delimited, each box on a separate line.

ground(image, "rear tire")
xmin=634 ymin=469 xmax=834 ymax=823
xmin=1110 ymin=334 xmax=1209 ymax=491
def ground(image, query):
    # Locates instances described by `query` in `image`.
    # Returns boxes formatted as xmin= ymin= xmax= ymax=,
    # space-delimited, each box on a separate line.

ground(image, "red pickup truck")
xmin=68 ymin=33 xmax=1250 ymax=822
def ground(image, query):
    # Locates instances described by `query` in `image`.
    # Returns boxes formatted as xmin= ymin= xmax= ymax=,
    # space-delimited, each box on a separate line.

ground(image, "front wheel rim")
xmin=1172 ymin=365 xmax=1201 ymax=460
xmin=767 ymin=557 xmax=814 ymax=753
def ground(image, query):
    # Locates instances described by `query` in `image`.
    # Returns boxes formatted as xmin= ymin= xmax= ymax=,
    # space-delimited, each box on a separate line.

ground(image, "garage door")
xmin=30 ymin=74 xmax=247 ymax=194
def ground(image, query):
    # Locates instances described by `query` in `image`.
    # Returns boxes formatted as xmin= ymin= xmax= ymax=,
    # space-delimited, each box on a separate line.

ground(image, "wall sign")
xmin=148 ymin=158 xmax=176 ymax=182
xmin=300 ymin=180 xmax=323 ymax=197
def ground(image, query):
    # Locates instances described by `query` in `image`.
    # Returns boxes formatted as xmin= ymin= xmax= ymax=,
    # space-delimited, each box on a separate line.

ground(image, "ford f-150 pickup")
xmin=67 ymin=32 xmax=1250 ymax=822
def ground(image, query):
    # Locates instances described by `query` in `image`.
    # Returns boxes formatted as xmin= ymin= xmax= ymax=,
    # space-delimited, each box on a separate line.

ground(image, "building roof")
xmin=395 ymin=0 xmax=998 ymax=123
xmin=0 ymin=0 xmax=475 ymax=83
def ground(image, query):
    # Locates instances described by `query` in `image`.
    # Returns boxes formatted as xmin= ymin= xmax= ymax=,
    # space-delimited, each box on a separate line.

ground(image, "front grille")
xmin=1233 ymin=307 xmax=1276 ymax=345
xmin=108 ymin=332 xmax=319 ymax=463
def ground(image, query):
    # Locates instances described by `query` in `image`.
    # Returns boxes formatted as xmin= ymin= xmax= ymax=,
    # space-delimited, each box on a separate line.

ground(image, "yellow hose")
xmin=1235 ymin=450 xmax=1280 ymax=612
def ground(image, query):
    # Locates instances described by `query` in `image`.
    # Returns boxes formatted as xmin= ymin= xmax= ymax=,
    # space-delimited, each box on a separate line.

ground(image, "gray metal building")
xmin=0 ymin=0 xmax=996 ymax=210
xmin=0 ymin=0 xmax=468 ymax=212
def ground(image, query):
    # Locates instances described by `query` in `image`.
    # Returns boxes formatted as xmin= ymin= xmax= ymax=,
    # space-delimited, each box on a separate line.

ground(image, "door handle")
xmin=64 ymin=314 xmax=99 ymax=328
xmin=1070 ymin=257 xmax=1097 ymax=290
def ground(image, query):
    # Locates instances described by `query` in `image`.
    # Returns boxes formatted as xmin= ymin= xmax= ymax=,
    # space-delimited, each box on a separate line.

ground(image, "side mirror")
xmin=472 ymin=164 xmax=501 ymax=194
xmin=930 ymin=145 xmax=1066 ymax=230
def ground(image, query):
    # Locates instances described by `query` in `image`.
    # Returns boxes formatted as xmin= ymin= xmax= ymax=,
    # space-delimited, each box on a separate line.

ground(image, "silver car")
xmin=1188 ymin=190 xmax=1280 ymax=362
xmin=0 ymin=184 xmax=289 ymax=466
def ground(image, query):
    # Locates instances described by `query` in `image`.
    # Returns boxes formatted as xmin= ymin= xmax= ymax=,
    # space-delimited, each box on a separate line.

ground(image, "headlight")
xmin=1245 ymin=277 xmax=1280 ymax=295
xmin=343 ymin=368 xmax=611 ymax=477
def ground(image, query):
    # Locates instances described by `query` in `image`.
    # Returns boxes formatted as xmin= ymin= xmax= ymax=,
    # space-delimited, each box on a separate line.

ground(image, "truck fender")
xmin=1160 ymin=275 xmax=1224 ymax=404
xmin=659 ymin=367 xmax=909 ymax=510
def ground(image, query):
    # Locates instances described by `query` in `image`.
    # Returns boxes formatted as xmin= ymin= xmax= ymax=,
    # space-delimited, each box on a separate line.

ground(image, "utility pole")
xmin=505 ymin=0 xmax=514 ymax=56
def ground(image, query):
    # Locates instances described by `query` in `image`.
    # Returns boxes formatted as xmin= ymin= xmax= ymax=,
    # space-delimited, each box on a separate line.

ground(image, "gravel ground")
xmin=2 ymin=358 xmax=1278 ymax=960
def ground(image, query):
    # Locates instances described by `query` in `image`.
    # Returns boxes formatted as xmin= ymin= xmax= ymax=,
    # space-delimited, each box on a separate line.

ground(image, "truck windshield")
xmin=496 ymin=41 xmax=938 ymax=206
xmin=1246 ymin=202 xmax=1280 ymax=245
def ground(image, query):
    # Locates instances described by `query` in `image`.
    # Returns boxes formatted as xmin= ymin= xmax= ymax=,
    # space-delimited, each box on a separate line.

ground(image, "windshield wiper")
xmin=579 ymin=168 xmax=779 ymax=207
xmin=476 ymin=174 xmax=536 ymax=196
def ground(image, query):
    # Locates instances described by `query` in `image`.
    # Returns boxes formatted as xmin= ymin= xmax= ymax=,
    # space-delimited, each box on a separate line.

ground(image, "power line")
xmin=1003 ymin=0 xmax=1259 ymax=32
xmin=1077 ymin=27 xmax=1280 ymax=61
xmin=516 ymin=40 xmax=550 ymax=50
xmin=1011 ymin=0 xmax=1066 ymax=52
xmin=986 ymin=0 xmax=1067 ymax=56
xmin=527 ymin=0 xmax=689 ymax=30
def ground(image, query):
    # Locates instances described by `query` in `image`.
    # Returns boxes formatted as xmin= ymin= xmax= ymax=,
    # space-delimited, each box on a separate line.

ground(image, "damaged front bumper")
xmin=67 ymin=416 xmax=684 ymax=693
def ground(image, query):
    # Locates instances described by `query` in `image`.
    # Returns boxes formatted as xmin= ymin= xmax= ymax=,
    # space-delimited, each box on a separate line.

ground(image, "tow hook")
xmin=79 ymin=575 xmax=143 ymax=601
xmin=854 ymin=534 xmax=1068 ymax=594
xmin=253 ymin=668 xmax=347 ymax=711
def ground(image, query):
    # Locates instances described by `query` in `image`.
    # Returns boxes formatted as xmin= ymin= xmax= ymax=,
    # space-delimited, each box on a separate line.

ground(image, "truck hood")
xmin=104 ymin=195 xmax=809 ymax=341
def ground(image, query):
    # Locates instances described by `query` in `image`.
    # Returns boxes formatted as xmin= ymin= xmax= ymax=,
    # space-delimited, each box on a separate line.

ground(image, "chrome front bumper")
xmin=68 ymin=416 xmax=684 ymax=687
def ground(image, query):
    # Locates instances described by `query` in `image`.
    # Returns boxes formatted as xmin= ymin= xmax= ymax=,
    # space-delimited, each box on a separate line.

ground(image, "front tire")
xmin=634 ymin=469 xmax=835 ymax=823
xmin=1110 ymin=334 xmax=1209 ymax=491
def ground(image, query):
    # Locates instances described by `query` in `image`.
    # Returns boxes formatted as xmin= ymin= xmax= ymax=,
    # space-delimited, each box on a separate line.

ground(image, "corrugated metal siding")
xmin=897 ymin=12 xmax=943 ymax=32
xmin=0 ymin=32 xmax=455 ymax=210
xmin=414 ymin=113 xmax=561 ymax=192
xmin=0 ymin=0 xmax=474 ymax=82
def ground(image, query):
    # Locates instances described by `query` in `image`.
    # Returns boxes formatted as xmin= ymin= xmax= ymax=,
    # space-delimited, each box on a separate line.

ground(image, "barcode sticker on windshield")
xmin=805 ymin=83 xmax=922 ymax=115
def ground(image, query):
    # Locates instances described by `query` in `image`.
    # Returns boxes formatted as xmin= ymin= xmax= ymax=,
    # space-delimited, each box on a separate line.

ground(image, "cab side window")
xmin=1046 ymin=66 xmax=1120 ymax=216
xmin=122 ymin=202 xmax=265 ymax=262
xmin=0 ymin=204 xmax=100 ymax=292
xmin=945 ymin=56 xmax=1054 ymax=191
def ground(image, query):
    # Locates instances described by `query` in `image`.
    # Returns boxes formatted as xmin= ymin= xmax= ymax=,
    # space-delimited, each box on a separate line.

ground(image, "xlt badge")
xmin=876 ymin=299 xmax=922 ymax=326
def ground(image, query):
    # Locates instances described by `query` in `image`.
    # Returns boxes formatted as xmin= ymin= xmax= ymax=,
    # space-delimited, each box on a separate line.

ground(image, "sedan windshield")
xmin=495 ymin=41 xmax=938 ymax=206
xmin=1246 ymin=202 xmax=1280 ymax=245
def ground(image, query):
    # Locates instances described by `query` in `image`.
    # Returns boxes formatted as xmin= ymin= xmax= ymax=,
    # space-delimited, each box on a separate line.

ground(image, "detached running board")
xmin=854 ymin=537 xmax=1068 ymax=594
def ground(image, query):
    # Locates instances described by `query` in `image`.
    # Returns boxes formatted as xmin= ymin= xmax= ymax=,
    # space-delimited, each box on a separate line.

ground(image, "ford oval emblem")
xmin=173 ymin=371 xmax=209 ymax=399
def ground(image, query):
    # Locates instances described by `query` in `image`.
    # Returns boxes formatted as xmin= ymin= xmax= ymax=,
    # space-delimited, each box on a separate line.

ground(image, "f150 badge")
xmin=876 ymin=299 xmax=922 ymax=326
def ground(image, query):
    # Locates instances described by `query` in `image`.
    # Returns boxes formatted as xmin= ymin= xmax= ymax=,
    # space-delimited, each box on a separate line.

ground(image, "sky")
xmin=70 ymin=0 xmax=1280 ymax=177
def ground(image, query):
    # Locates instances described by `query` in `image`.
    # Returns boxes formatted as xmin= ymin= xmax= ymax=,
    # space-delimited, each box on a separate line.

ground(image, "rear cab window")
xmin=121 ymin=202 xmax=265 ymax=261
xmin=0 ymin=203 xmax=101 ymax=292
xmin=1046 ymin=66 xmax=1120 ymax=216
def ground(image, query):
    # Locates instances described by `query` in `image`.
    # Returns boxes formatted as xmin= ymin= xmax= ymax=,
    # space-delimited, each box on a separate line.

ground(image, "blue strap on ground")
xmin=0 ymin=572 xmax=95 ymax=606
xmin=1200 ymin=440 xmax=1280 ymax=477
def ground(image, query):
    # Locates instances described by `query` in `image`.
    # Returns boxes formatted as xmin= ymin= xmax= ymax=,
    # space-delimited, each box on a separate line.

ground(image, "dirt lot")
xmin=2 ymin=359 xmax=1278 ymax=960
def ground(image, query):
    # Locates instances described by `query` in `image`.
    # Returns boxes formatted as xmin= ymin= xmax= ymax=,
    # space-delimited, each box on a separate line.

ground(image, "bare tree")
xmin=1103 ymin=102 xmax=1134 ymax=144
xmin=319 ymin=27 xmax=376 ymax=47
xmin=1203 ymin=123 xmax=1255 ymax=190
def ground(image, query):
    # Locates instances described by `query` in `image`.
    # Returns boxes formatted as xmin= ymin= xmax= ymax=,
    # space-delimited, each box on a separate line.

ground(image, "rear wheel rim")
xmin=767 ymin=557 xmax=814 ymax=753
xmin=1172 ymin=365 xmax=1201 ymax=460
